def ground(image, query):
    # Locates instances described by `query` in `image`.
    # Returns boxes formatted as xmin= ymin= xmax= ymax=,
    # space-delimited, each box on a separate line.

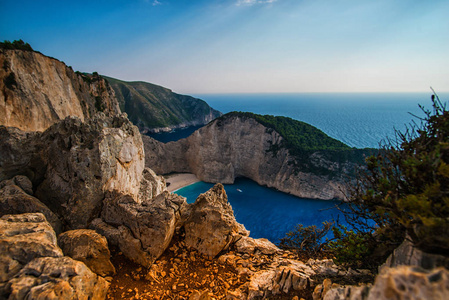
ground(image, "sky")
xmin=1 ymin=0 xmax=448 ymax=94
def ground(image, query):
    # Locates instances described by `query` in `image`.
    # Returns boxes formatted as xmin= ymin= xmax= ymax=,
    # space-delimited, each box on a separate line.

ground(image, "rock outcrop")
xmin=0 ymin=213 xmax=109 ymax=299
xmin=184 ymin=184 xmax=249 ymax=258
xmin=380 ymin=237 xmax=449 ymax=271
xmin=92 ymin=191 xmax=186 ymax=267
xmin=0 ymin=48 xmax=120 ymax=132
xmin=0 ymin=113 xmax=145 ymax=229
xmin=322 ymin=266 xmax=449 ymax=300
xmin=0 ymin=213 xmax=63 ymax=295
xmin=144 ymin=114 xmax=364 ymax=200
xmin=0 ymin=176 xmax=62 ymax=233
xmin=58 ymin=229 xmax=116 ymax=277
xmin=104 ymin=76 xmax=221 ymax=133
xmin=7 ymin=256 xmax=109 ymax=300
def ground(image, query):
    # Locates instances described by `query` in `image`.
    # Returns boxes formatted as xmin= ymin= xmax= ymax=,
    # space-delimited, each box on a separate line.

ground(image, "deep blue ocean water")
xmin=176 ymin=178 xmax=347 ymax=244
xmin=162 ymin=93 xmax=448 ymax=243
xmin=194 ymin=93 xmax=444 ymax=149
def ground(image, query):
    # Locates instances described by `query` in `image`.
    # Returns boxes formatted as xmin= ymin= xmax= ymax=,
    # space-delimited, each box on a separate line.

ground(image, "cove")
xmin=175 ymin=177 xmax=348 ymax=244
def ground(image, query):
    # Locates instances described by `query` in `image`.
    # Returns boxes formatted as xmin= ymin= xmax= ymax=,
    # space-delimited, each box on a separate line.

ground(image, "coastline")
xmin=164 ymin=173 xmax=200 ymax=192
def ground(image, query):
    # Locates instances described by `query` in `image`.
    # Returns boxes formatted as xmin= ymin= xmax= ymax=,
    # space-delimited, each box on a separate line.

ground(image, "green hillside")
xmin=104 ymin=76 xmax=221 ymax=130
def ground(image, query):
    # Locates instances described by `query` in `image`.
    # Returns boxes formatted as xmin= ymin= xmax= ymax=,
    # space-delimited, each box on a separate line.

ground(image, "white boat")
xmin=237 ymin=189 xmax=243 ymax=192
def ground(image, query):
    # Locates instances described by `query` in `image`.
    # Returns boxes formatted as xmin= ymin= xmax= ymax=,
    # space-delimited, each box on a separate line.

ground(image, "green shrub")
xmin=0 ymin=39 xmax=33 ymax=51
xmin=280 ymin=221 xmax=333 ymax=254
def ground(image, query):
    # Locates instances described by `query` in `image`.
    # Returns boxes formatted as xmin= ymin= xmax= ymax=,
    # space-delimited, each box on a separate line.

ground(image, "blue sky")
xmin=1 ymin=0 xmax=448 ymax=93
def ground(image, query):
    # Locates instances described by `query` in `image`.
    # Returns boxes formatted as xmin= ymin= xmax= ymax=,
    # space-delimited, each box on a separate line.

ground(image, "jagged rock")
xmin=323 ymin=266 xmax=449 ymax=300
xmin=0 ymin=114 xmax=145 ymax=230
xmin=0 ymin=175 xmax=33 ymax=195
xmin=381 ymin=237 xmax=449 ymax=271
xmin=245 ymin=258 xmax=315 ymax=299
xmin=5 ymin=256 xmax=109 ymax=300
xmin=367 ymin=266 xmax=449 ymax=300
xmin=0 ymin=126 xmax=44 ymax=183
xmin=138 ymin=167 xmax=167 ymax=202
xmin=0 ymin=48 xmax=120 ymax=132
xmin=235 ymin=236 xmax=280 ymax=255
xmin=0 ymin=213 xmax=63 ymax=296
xmin=322 ymin=285 xmax=370 ymax=300
xmin=34 ymin=114 xmax=144 ymax=229
xmin=58 ymin=229 xmax=115 ymax=277
xmin=184 ymin=184 xmax=249 ymax=258
xmin=94 ymin=191 xmax=186 ymax=267
xmin=307 ymin=259 xmax=340 ymax=277
xmin=0 ymin=179 xmax=62 ymax=233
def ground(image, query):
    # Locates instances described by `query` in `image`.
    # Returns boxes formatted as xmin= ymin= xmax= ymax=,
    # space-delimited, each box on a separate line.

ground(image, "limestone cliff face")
xmin=144 ymin=115 xmax=355 ymax=200
xmin=0 ymin=114 xmax=145 ymax=229
xmin=0 ymin=49 xmax=120 ymax=132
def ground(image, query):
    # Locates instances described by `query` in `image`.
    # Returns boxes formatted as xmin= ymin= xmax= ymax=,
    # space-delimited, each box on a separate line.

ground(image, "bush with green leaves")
xmin=282 ymin=92 xmax=449 ymax=268
xmin=279 ymin=221 xmax=333 ymax=254
xmin=0 ymin=39 xmax=33 ymax=51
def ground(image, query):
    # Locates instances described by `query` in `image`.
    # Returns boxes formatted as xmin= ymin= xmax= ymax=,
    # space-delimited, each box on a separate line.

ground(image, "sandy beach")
xmin=164 ymin=173 xmax=200 ymax=192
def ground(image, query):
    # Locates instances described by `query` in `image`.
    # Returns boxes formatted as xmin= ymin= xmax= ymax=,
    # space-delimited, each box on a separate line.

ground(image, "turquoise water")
xmin=176 ymin=178 xmax=347 ymax=243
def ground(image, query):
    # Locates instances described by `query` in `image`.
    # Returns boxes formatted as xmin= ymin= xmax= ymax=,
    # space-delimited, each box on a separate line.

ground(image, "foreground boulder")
xmin=0 ymin=213 xmax=109 ymax=299
xmin=381 ymin=237 xmax=449 ymax=271
xmin=0 ymin=213 xmax=63 ymax=294
xmin=235 ymin=236 xmax=280 ymax=255
xmin=0 ymin=176 xmax=62 ymax=233
xmin=92 ymin=191 xmax=186 ymax=267
xmin=6 ymin=256 xmax=109 ymax=300
xmin=184 ymin=184 xmax=249 ymax=258
xmin=322 ymin=266 xmax=449 ymax=300
xmin=35 ymin=114 xmax=145 ymax=229
xmin=58 ymin=229 xmax=115 ymax=277
xmin=0 ymin=113 xmax=145 ymax=230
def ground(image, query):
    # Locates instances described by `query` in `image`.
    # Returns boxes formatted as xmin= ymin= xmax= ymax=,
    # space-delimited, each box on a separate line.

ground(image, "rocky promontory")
xmin=144 ymin=113 xmax=371 ymax=200
xmin=104 ymin=76 xmax=222 ymax=133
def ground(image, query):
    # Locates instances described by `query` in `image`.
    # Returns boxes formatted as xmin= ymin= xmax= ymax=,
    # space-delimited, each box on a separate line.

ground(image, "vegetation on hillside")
xmin=281 ymin=92 xmax=449 ymax=269
xmin=0 ymin=39 xmax=33 ymax=51
xmin=104 ymin=76 xmax=221 ymax=130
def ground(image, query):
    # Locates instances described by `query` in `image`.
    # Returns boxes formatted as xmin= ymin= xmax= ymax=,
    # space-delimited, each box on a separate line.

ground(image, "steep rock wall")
xmin=144 ymin=116 xmax=353 ymax=200
xmin=0 ymin=49 xmax=120 ymax=132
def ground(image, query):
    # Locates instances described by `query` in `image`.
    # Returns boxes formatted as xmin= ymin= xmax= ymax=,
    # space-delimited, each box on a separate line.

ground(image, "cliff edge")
xmin=0 ymin=45 xmax=120 ymax=132
xmin=144 ymin=112 xmax=371 ymax=200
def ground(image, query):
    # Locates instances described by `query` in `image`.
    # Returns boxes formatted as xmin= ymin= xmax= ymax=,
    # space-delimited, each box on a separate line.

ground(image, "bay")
xmin=162 ymin=93 xmax=448 ymax=243
xmin=176 ymin=178 xmax=347 ymax=243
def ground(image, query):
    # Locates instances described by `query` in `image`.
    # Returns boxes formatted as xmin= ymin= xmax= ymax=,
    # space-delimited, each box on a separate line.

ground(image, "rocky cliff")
xmin=0 ymin=47 xmax=120 ymax=132
xmin=104 ymin=76 xmax=222 ymax=133
xmin=144 ymin=113 xmax=370 ymax=200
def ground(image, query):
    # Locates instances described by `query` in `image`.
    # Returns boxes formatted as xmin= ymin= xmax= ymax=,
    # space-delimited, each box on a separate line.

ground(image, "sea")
xmin=150 ymin=92 xmax=448 ymax=244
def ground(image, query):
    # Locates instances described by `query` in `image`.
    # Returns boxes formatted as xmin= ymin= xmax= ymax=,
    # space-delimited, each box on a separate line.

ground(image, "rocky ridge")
xmin=104 ymin=76 xmax=222 ymax=133
xmin=144 ymin=114 xmax=360 ymax=200
xmin=0 ymin=48 xmax=120 ymax=132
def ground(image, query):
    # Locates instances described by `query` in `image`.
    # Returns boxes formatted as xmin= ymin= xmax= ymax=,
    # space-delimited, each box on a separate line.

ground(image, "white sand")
xmin=165 ymin=173 xmax=200 ymax=192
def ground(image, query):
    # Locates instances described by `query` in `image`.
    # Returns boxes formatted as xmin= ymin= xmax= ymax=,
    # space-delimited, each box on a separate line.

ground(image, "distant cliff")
xmin=144 ymin=112 xmax=372 ymax=200
xmin=104 ymin=76 xmax=222 ymax=133
xmin=0 ymin=45 xmax=120 ymax=132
